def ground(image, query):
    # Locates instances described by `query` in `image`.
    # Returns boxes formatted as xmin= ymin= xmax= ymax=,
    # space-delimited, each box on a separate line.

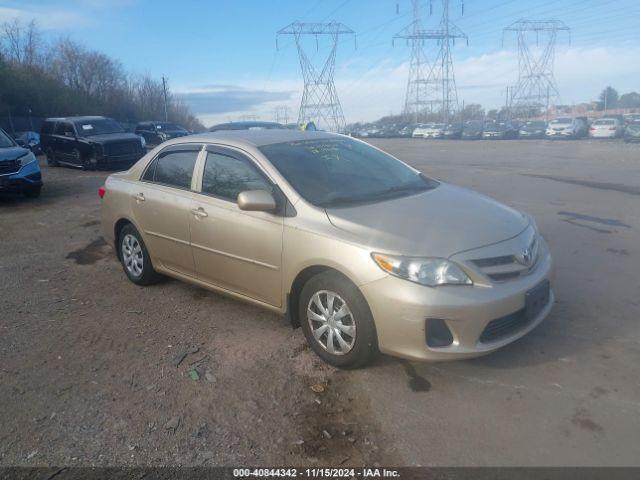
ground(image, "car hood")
xmin=0 ymin=146 xmax=30 ymax=161
xmin=81 ymin=133 xmax=142 ymax=144
xmin=325 ymin=183 xmax=529 ymax=258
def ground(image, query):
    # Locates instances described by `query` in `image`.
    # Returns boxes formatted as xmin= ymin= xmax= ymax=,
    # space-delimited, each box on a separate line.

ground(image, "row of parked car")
xmin=410 ymin=116 xmax=640 ymax=141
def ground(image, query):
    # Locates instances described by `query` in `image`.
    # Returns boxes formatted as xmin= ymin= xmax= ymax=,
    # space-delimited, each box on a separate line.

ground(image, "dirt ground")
xmin=1 ymin=138 xmax=639 ymax=467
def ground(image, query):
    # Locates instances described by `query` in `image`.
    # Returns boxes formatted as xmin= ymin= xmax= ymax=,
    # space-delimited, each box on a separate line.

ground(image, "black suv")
xmin=40 ymin=116 xmax=145 ymax=170
xmin=134 ymin=121 xmax=189 ymax=147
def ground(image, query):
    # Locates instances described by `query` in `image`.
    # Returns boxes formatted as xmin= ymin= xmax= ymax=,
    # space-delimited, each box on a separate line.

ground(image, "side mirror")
xmin=237 ymin=190 xmax=277 ymax=212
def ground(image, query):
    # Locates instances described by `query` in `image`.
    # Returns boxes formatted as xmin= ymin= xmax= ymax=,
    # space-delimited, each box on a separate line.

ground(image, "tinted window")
xmin=54 ymin=122 xmax=68 ymax=135
xmin=0 ymin=129 xmax=15 ymax=148
xmin=41 ymin=121 xmax=55 ymax=135
xmin=150 ymin=149 xmax=199 ymax=189
xmin=259 ymin=138 xmax=437 ymax=208
xmin=202 ymin=152 xmax=271 ymax=201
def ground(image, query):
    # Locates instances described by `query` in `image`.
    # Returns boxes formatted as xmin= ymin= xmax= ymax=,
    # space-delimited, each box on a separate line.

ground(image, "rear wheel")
xmin=118 ymin=224 xmax=162 ymax=286
xmin=299 ymin=271 xmax=378 ymax=368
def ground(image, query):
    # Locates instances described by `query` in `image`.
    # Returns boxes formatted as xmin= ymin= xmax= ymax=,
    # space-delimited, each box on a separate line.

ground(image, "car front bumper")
xmin=0 ymin=160 xmax=43 ymax=193
xmin=360 ymin=238 xmax=553 ymax=361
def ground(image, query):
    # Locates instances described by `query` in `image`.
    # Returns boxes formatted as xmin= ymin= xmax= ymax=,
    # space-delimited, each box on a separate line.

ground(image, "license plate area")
xmin=525 ymin=280 xmax=550 ymax=320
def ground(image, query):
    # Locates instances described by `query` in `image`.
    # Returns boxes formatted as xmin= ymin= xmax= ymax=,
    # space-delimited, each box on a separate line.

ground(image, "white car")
xmin=589 ymin=118 xmax=623 ymax=138
xmin=545 ymin=117 xmax=588 ymax=138
xmin=411 ymin=123 xmax=433 ymax=138
xmin=419 ymin=123 xmax=446 ymax=139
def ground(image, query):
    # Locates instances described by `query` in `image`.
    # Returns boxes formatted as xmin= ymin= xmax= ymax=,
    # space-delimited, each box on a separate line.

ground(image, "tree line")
xmin=0 ymin=19 xmax=205 ymax=132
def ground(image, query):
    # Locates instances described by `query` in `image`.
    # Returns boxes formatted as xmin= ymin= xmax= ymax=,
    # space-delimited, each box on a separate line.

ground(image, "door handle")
xmin=190 ymin=207 xmax=208 ymax=218
xmin=134 ymin=193 xmax=145 ymax=202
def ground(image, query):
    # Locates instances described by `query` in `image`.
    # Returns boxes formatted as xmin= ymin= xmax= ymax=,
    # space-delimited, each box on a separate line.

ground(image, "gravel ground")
xmin=1 ymin=138 xmax=639 ymax=467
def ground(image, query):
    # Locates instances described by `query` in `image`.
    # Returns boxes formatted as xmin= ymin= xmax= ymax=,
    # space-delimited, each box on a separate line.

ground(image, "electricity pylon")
xmin=393 ymin=0 xmax=432 ymax=123
xmin=277 ymin=22 xmax=355 ymax=133
xmin=394 ymin=1 xmax=467 ymax=123
xmin=503 ymin=19 xmax=570 ymax=119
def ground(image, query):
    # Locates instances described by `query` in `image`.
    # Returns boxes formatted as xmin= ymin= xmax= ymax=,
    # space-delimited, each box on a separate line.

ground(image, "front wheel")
xmin=299 ymin=271 xmax=378 ymax=368
xmin=118 ymin=224 xmax=162 ymax=286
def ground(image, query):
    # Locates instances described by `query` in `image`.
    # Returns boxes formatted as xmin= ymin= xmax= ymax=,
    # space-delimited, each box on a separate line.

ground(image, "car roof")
xmin=163 ymin=129 xmax=339 ymax=148
xmin=45 ymin=116 xmax=108 ymax=122
xmin=209 ymin=121 xmax=284 ymax=131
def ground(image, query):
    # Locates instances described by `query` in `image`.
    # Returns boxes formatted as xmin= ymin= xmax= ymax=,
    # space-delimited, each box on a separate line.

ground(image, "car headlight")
xmin=139 ymin=135 xmax=146 ymax=148
xmin=371 ymin=253 xmax=472 ymax=287
xmin=18 ymin=151 xmax=37 ymax=167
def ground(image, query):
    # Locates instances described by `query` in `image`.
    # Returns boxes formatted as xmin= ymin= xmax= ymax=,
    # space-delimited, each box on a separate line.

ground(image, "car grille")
xmin=479 ymin=280 xmax=550 ymax=343
xmin=0 ymin=160 xmax=20 ymax=175
xmin=104 ymin=141 xmax=139 ymax=156
xmin=470 ymin=237 xmax=539 ymax=282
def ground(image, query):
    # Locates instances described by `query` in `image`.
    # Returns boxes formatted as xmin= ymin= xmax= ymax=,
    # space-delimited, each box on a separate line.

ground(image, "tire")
xmin=23 ymin=186 xmax=41 ymax=198
xmin=299 ymin=271 xmax=378 ymax=369
xmin=75 ymin=149 xmax=95 ymax=171
xmin=46 ymin=148 xmax=58 ymax=167
xmin=118 ymin=224 xmax=162 ymax=286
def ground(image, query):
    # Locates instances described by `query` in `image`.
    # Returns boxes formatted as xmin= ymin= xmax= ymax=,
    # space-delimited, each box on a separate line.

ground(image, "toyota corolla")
xmin=100 ymin=130 xmax=553 ymax=368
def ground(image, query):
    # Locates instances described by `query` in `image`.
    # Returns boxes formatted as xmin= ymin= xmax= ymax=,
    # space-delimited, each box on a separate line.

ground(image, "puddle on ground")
xmin=66 ymin=238 xmax=108 ymax=265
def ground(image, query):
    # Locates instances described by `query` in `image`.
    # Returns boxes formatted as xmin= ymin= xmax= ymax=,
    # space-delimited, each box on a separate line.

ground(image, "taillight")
xmin=590 ymin=127 xmax=596 ymax=130
xmin=609 ymin=127 xmax=616 ymax=131
xmin=98 ymin=186 xmax=106 ymax=198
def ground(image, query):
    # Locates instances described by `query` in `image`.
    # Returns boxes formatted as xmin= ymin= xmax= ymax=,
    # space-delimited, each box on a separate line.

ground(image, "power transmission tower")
xmin=503 ymin=19 xmax=570 ymax=119
xmin=277 ymin=22 xmax=355 ymax=133
xmin=393 ymin=0 xmax=432 ymax=123
xmin=274 ymin=105 xmax=290 ymax=124
xmin=394 ymin=1 xmax=467 ymax=123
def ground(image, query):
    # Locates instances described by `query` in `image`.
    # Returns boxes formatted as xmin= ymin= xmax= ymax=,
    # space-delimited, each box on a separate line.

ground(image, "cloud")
xmin=174 ymin=85 xmax=294 ymax=119
xmin=0 ymin=5 xmax=91 ymax=30
xmin=179 ymin=45 xmax=640 ymax=126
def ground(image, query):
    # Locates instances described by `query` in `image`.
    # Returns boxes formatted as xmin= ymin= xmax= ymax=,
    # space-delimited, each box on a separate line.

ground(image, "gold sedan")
xmin=100 ymin=130 xmax=553 ymax=368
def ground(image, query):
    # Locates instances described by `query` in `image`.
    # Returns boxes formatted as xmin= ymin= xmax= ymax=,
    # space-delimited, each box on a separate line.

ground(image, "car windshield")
xmin=464 ymin=121 xmax=483 ymax=129
xmin=259 ymin=138 xmax=438 ymax=208
xmin=156 ymin=122 xmax=183 ymax=131
xmin=594 ymin=119 xmax=615 ymax=125
xmin=551 ymin=118 xmax=572 ymax=124
xmin=525 ymin=121 xmax=546 ymax=128
xmin=75 ymin=119 xmax=124 ymax=136
xmin=0 ymin=129 xmax=16 ymax=148
xmin=432 ymin=124 xmax=445 ymax=129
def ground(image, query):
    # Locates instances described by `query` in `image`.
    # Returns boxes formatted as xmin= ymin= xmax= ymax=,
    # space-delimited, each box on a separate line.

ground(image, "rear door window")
xmin=142 ymin=145 xmax=201 ymax=190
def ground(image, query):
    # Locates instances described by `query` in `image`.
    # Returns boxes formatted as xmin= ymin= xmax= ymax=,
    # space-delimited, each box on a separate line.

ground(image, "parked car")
xmin=40 ymin=116 xmax=146 ymax=170
xmin=411 ymin=123 xmax=433 ymax=138
xmin=13 ymin=131 xmax=42 ymax=154
xmin=461 ymin=120 xmax=484 ymax=139
xmin=622 ymin=113 xmax=640 ymax=125
xmin=545 ymin=117 xmax=588 ymax=139
xmin=623 ymin=121 xmax=640 ymax=143
xmin=134 ymin=121 xmax=189 ymax=147
xmin=442 ymin=123 xmax=463 ymax=139
xmin=209 ymin=121 xmax=285 ymax=132
xmin=100 ymin=130 xmax=553 ymax=368
xmin=420 ymin=123 xmax=446 ymax=139
xmin=398 ymin=124 xmax=416 ymax=138
xmin=519 ymin=121 xmax=548 ymax=139
xmin=589 ymin=118 xmax=623 ymax=139
xmin=0 ymin=127 xmax=43 ymax=198
xmin=482 ymin=121 xmax=518 ymax=139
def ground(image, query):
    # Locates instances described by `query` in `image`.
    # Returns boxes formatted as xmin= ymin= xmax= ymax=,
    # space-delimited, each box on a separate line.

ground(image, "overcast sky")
xmin=2 ymin=0 xmax=639 ymax=126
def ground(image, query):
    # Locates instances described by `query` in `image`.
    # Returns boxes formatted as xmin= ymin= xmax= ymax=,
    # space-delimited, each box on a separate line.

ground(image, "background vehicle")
xmin=519 ymin=120 xmax=548 ymax=139
xmin=411 ymin=123 xmax=433 ymax=138
xmin=589 ymin=118 xmax=623 ymax=138
xmin=622 ymin=113 xmax=640 ymax=125
xmin=0 ymin=127 xmax=43 ymax=198
xmin=398 ymin=124 xmax=416 ymax=137
xmin=134 ymin=121 xmax=189 ymax=147
xmin=482 ymin=121 xmax=518 ymax=139
xmin=461 ymin=120 xmax=484 ymax=139
xmin=624 ymin=121 xmax=640 ymax=143
xmin=40 ymin=116 xmax=145 ymax=170
xmin=208 ymin=121 xmax=285 ymax=132
xmin=13 ymin=131 xmax=42 ymax=154
xmin=545 ymin=117 xmax=588 ymax=139
xmin=420 ymin=123 xmax=446 ymax=139
xmin=442 ymin=123 xmax=463 ymax=139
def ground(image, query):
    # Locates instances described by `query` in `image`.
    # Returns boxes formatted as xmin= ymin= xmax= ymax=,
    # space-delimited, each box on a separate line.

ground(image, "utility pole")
xmin=503 ymin=19 xmax=570 ymax=119
xmin=394 ymin=1 xmax=467 ymax=124
xmin=161 ymin=76 xmax=169 ymax=121
xmin=277 ymin=22 xmax=355 ymax=133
